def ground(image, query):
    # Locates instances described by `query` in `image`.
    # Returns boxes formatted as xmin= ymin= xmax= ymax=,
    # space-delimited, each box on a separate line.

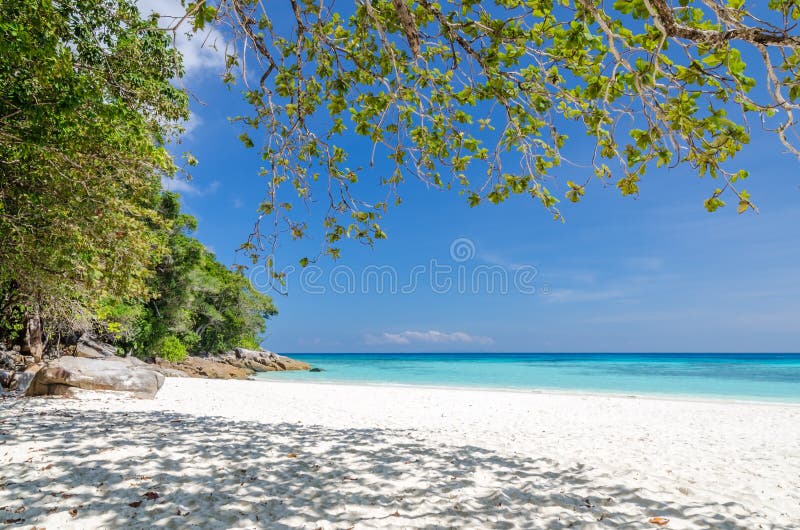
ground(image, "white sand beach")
xmin=1 ymin=379 xmax=799 ymax=529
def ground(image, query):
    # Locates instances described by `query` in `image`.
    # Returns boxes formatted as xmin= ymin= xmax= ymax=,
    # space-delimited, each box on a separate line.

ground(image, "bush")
xmin=157 ymin=335 xmax=188 ymax=363
xmin=237 ymin=335 xmax=261 ymax=351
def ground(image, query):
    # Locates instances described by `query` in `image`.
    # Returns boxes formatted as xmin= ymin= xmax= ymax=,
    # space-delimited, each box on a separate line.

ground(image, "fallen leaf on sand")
xmin=128 ymin=501 xmax=142 ymax=508
xmin=391 ymin=511 xmax=400 ymax=517
xmin=649 ymin=517 xmax=669 ymax=526
xmin=287 ymin=453 xmax=297 ymax=458
xmin=69 ymin=508 xmax=78 ymax=518
xmin=143 ymin=492 xmax=160 ymax=500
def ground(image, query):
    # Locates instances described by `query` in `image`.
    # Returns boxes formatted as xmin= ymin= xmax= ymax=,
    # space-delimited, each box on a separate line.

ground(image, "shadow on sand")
xmin=0 ymin=401 xmax=762 ymax=529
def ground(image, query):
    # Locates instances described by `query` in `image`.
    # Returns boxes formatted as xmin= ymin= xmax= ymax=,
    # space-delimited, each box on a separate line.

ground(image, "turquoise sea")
xmin=256 ymin=353 xmax=800 ymax=402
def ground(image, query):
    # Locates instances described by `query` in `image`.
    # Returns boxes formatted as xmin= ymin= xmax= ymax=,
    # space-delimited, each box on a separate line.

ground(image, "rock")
xmin=75 ymin=334 xmax=117 ymax=359
xmin=0 ymin=369 xmax=13 ymax=389
xmin=224 ymin=348 xmax=309 ymax=372
xmin=26 ymin=356 xmax=164 ymax=398
xmin=154 ymin=356 xmax=252 ymax=380
xmin=0 ymin=350 xmax=24 ymax=371
xmin=10 ymin=364 xmax=41 ymax=393
xmin=145 ymin=350 xmax=309 ymax=380
xmin=309 ymin=367 xmax=324 ymax=372
xmin=147 ymin=363 xmax=189 ymax=378
xmin=155 ymin=366 xmax=189 ymax=378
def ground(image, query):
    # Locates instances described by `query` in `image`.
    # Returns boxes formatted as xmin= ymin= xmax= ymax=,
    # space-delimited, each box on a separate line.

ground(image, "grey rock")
xmin=147 ymin=364 xmax=189 ymax=378
xmin=13 ymin=371 xmax=36 ymax=393
xmin=0 ymin=351 xmax=26 ymax=371
xmin=1 ymin=351 xmax=16 ymax=371
xmin=75 ymin=334 xmax=118 ymax=359
xmin=224 ymin=348 xmax=309 ymax=372
xmin=26 ymin=356 xmax=165 ymax=399
xmin=0 ymin=369 xmax=13 ymax=389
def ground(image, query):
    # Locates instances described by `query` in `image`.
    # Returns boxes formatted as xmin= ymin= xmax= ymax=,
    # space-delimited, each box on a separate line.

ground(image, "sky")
xmin=145 ymin=2 xmax=800 ymax=353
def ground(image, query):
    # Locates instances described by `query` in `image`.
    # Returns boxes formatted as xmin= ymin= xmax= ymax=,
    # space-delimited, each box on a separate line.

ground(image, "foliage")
xmin=156 ymin=335 xmax=188 ymax=363
xmin=0 ymin=282 xmax=25 ymax=344
xmin=0 ymin=1 xmax=278 ymax=358
xmin=95 ymin=193 xmax=278 ymax=359
xmin=0 ymin=0 xmax=188 ymax=337
xmin=161 ymin=0 xmax=800 ymax=278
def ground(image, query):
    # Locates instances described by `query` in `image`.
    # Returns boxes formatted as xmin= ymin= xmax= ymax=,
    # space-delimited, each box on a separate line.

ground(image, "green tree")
xmin=159 ymin=0 xmax=800 ymax=276
xmin=97 ymin=193 xmax=278 ymax=359
xmin=0 ymin=0 xmax=189 ymax=359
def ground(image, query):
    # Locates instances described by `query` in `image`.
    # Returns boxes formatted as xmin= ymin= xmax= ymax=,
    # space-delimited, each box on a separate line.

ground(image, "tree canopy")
xmin=0 ymin=0 xmax=276 ymax=360
xmin=95 ymin=194 xmax=277 ymax=361
xmin=0 ymin=0 xmax=188 ymax=353
xmin=164 ymin=0 xmax=800 ymax=277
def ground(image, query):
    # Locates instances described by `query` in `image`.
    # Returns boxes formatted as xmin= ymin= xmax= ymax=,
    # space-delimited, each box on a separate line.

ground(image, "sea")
xmin=256 ymin=353 xmax=800 ymax=402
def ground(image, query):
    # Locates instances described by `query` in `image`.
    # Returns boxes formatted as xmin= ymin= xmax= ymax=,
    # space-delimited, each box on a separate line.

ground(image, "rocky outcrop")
xmin=222 ymin=348 xmax=310 ymax=372
xmin=0 ymin=350 xmax=35 ymax=394
xmin=74 ymin=334 xmax=118 ymax=359
xmin=154 ymin=356 xmax=253 ymax=380
xmin=2 ymin=335 xmax=308 ymax=392
xmin=0 ymin=349 xmax=25 ymax=371
xmin=153 ymin=349 xmax=309 ymax=379
xmin=10 ymin=364 xmax=41 ymax=393
xmin=26 ymin=356 xmax=165 ymax=398
xmin=149 ymin=364 xmax=189 ymax=378
xmin=0 ymin=369 xmax=13 ymax=389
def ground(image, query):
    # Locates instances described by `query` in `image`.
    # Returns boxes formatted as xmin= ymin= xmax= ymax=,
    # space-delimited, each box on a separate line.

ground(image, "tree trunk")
xmin=24 ymin=309 xmax=44 ymax=364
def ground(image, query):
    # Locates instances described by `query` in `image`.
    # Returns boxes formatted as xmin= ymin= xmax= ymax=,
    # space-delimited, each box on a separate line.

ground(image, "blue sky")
xmin=151 ymin=2 xmax=800 ymax=353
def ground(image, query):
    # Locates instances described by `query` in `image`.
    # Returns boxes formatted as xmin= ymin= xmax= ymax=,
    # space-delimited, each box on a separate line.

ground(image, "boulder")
xmin=8 ymin=364 xmax=41 ymax=394
xmin=145 ymin=350 xmax=310 ymax=380
xmin=153 ymin=366 xmax=189 ymax=378
xmin=26 ymin=356 xmax=164 ymax=398
xmin=0 ymin=369 xmax=13 ymax=389
xmin=309 ymin=367 xmax=324 ymax=373
xmin=0 ymin=350 xmax=25 ymax=371
xmin=75 ymin=334 xmax=117 ymax=359
xmin=224 ymin=348 xmax=310 ymax=372
xmin=154 ymin=356 xmax=251 ymax=380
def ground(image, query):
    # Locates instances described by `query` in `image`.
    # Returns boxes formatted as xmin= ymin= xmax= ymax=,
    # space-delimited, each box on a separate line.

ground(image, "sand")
xmin=1 ymin=378 xmax=798 ymax=529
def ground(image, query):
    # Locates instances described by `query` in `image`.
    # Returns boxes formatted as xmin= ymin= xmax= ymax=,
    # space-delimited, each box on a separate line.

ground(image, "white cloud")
xmin=181 ymin=111 xmax=203 ymax=137
xmin=365 ymin=330 xmax=494 ymax=346
xmin=161 ymin=177 xmax=220 ymax=196
xmin=161 ymin=176 xmax=198 ymax=195
xmin=137 ymin=0 xmax=226 ymax=77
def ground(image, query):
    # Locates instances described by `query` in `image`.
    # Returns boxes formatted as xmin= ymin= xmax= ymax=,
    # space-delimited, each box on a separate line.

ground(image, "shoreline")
xmin=253 ymin=375 xmax=800 ymax=407
xmin=2 ymin=378 xmax=798 ymax=529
